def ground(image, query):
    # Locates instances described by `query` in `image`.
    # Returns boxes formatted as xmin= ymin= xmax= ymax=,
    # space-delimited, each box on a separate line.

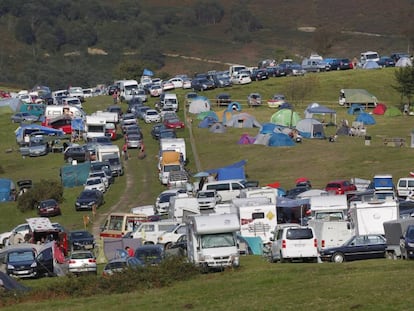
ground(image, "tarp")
xmin=205 ymin=160 xmax=247 ymax=177
xmin=0 ymin=178 xmax=15 ymax=202
xmin=240 ymin=236 xmax=263 ymax=255
xmin=71 ymin=118 xmax=84 ymax=131
xmin=384 ymin=106 xmax=402 ymax=117
xmin=189 ymin=96 xmax=211 ymax=114
xmin=295 ymin=118 xmax=325 ymax=139
xmin=143 ymin=68 xmax=154 ymax=76
xmin=268 ymin=132 xmax=295 ymax=147
xmin=340 ymin=89 xmax=377 ymax=106
xmin=15 ymin=124 xmax=65 ymax=144
xmin=373 ymin=103 xmax=387 ymax=115
xmin=217 ymin=166 xmax=245 ymax=180
xmin=0 ymin=271 xmax=30 ymax=292
xmin=355 ymin=112 xmax=376 ymax=125
xmin=60 ymin=162 xmax=91 ymax=187
xmin=270 ymin=109 xmax=300 ymax=127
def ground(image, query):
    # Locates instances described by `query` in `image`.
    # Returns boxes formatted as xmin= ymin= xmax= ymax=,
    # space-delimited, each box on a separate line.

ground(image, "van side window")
xmin=232 ymin=183 xmax=243 ymax=190
xmin=160 ymin=224 xmax=176 ymax=231
xmin=252 ymin=212 xmax=265 ymax=220
xmin=408 ymin=180 xmax=414 ymax=187
xmin=208 ymin=184 xmax=230 ymax=191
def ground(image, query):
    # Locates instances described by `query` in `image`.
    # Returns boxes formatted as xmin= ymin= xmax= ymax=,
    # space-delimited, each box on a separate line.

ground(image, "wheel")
xmin=332 ymin=252 xmax=344 ymax=263
xmin=164 ymin=242 xmax=172 ymax=250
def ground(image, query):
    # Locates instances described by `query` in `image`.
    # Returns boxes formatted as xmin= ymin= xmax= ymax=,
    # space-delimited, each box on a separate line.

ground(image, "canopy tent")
xmin=355 ymin=112 xmax=376 ymax=125
xmin=189 ymin=96 xmax=211 ymax=114
xmin=304 ymin=103 xmax=337 ymax=125
xmin=339 ymin=89 xmax=377 ymax=107
xmin=226 ymin=112 xmax=261 ymax=128
xmin=295 ymin=118 xmax=325 ymax=139
xmin=270 ymin=109 xmax=300 ymax=127
xmin=15 ymin=124 xmax=65 ymax=145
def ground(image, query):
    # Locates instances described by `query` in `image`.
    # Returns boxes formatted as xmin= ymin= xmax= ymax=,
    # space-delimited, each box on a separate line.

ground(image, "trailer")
xmin=383 ymin=218 xmax=414 ymax=259
xmin=186 ymin=213 xmax=240 ymax=270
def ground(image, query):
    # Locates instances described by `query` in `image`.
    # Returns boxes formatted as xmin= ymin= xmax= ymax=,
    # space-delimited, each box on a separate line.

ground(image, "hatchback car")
xmin=75 ymin=189 xmax=104 ymax=211
xmin=68 ymin=230 xmax=96 ymax=251
xmin=163 ymin=116 xmax=185 ymax=129
xmin=319 ymin=234 xmax=387 ymax=263
xmin=134 ymin=245 xmax=164 ymax=266
xmin=250 ymin=69 xmax=269 ymax=81
xmin=216 ymin=93 xmax=232 ymax=106
xmin=267 ymin=94 xmax=286 ymax=108
xmin=68 ymin=250 xmax=97 ymax=275
xmin=37 ymin=199 xmax=61 ymax=217
xmin=191 ymin=78 xmax=215 ymax=92
xmin=325 ymin=180 xmax=357 ymax=194
xmin=231 ymin=73 xmax=252 ymax=85
xmin=247 ymin=93 xmax=262 ymax=107
xmin=63 ymin=145 xmax=90 ymax=163
xmin=125 ymin=133 xmax=143 ymax=149
xmin=144 ymin=109 xmax=161 ymax=123
xmin=84 ymin=176 xmax=106 ymax=193
xmin=102 ymin=256 xmax=144 ymax=276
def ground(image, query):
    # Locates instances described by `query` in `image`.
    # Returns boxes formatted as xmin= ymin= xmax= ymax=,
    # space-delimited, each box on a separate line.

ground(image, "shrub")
xmin=16 ymin=179 xmax=63 ymax=213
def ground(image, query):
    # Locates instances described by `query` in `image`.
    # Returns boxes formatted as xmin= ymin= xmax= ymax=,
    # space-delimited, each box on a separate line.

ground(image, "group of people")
xmin=122 ymin=142 xmax=145 ymax=161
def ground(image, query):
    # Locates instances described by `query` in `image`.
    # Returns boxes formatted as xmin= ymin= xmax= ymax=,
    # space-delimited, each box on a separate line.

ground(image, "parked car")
xmin=231 ymin=73 xmax=252 ymax=85
xmin=159 ymin=129 xmax=177 ymax=140
xmin=284 ymin=185 xmax=312 ymax=199
xmin=84 ymin=176 xmax=106 ymax=193
xmin=68 ymin=250 xmax=97 ymax=275
xmin=196 ymin=190 xmax=221 ymax=209
xmin=102 ymin=256 xmax=144 ymax=276
xmin=191 ymin=78 xmax=215 ymax=91
xmin=37 ymin=199 xmax=61 ymax=217
xmin=134 ymin=245 xmax=164 ymax=266
xmin=125 ymin=132 xmax=143 ymax=149
xmin=216 ymin=93 xmax=232 ymax=106
xmin=167 ymin=234 xmax=188 ymax=257
xmin=155 ymin=188 xmax=188 ymax=215
xmin=250 ymin=68 xmax=269 ymax=81
xmin=89 ymin=171 xmax=109 ymax=189
xmin=377 ymin=56 xmax=395 ymax=68
xmin=63 ymin=145 xmax=90 ymax=163
xmin=11 ymin=112 xmax=39 ymax=123
xmin=267 ymin=94 xmax=286 ymax=108
xmin=328 ymin=58 xmax=353 ymax=70
xmin=325 ymin=179 xmax=357 ymax=194
xmin=68 ymin=230 xmax=96 ymax=251
xmin=182 ymin=78 xmax=192 ymax=89
xmin=144 ymin=109 xmax=161 ymax=123
xmin=75 ymin=189 xmax=104 ymax=211
xmin=209 ymin=72 xmax=232 ymax=88
xmin=319 ymin=234 xmax=387 ymax=263
xmin=163 ymin=116 xmax=185 ymax=129
xmin=266 ymin=65 xmax=288 ymax=77
xmin=168 ymin=77 xmax=184 ymax=89
xmin=149 ymin=84 xmax=163 ymax=97
xmin=20 ymin=134 xmax=49 ymax=157
xmin=151 ymin=123 xmax=167 ymax=140
xmin=247 ymin=93 xmax=262 ymax=107
xmin=162 ymin=81 xmax=175 ymax=91
xmin=185 ymin=92 xmax=198 ymax=106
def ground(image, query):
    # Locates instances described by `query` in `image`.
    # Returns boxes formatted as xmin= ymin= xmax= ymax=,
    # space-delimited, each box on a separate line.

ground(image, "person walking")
xmin=122 ymin=142 xmax=128 ymax=161
xmin=138 ymin=142 xmax=146 ymax=159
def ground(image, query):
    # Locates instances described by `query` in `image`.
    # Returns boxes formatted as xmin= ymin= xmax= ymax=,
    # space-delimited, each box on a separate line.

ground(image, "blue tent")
xmin=198 ymin=116 xmax=218 ymax=128
xmin=355 ymin=112 xmax=376 ymax=125
xmin=205 ymin=160 xmax=247 ymax=180
xmin=347 ymin=104 xmax=365 ymax=115
xmin=226 ymin=102 xmax=242 ymax=112
xmin=260 ymin=123 xmax=277 ymax=134
xmin=279 ymin=102 xmax=293 ymax=110
xmin=15 ymin=124 xmax=64 ymax=144
xmin=268 ymin=133 xmax=295 ymax=147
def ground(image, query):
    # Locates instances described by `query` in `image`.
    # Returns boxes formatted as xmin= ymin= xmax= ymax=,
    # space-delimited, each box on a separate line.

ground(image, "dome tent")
xmin=295 ymin=118 xmax=325 ymax=139
xmin=198 ymin=116 xmax=218 ymax=128
xmin=196 ymin=110 xmax=217 ymax=121
xmin=270 ymin=109 xmax=300 ymax=127
xmin=384 ymin=106 xmax=402 ymax=117
xmin=373 ymin=103 xmax=387 ymax=115
xmin=355 ymin=112 xmax=376 ymax=125
xmin=226 ymin=112 xmax=261 ymax=128
xmin=189 ymin=96 xmax=211 ymax=114
xmin=268 ymin=132 xmax=295 ymax=147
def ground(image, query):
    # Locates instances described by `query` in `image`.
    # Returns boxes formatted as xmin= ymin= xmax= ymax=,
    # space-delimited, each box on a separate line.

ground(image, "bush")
xmin=17 ymin=179 xmax=63 ymax=213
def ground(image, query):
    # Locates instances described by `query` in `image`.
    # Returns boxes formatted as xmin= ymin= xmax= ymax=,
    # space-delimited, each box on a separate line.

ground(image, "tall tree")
xmin=194 ymin=0 xmax=224 ymax=25
xmin=393 ymin=66 xmax=414 ymax=106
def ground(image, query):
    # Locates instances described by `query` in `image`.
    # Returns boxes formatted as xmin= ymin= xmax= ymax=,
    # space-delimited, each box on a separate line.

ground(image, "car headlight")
xmin=75 ymin=202 xmax=80 ymax=206
xmin=88 ymin=201 xmax=96 ymax=206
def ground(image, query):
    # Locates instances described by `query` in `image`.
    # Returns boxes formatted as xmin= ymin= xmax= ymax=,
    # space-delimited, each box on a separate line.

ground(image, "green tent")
xmin=340 ymin=89 xmax=377 ymax=107
xmin=270 ymin=109 xmax=301 ymax=127
xmin=384 ymin=106 xmax=402 ymax=117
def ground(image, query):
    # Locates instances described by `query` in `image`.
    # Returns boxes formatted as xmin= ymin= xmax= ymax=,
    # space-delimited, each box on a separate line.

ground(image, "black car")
xmin=250 ymin=69 xmax=269 ymax=81
xmin=328 ymin=58 xmax=352 ymax=70
xmin=377 ymin=56 xmax=395 ymax=68
xmin=266 ymin=65 xmax=289 ymax=77
xmin=216 ymin=93 xmax=232 ymax=106
xmin=191 ymin=78 xmax=215 ymax=92
xmin=134 ymin=245 xmax=164 ymax=266
xmin=151 ymin=123 xmax=168 ymax=140
xmin=284 ymin=185 xmax=311 ymax=199
xmin=319 ymin=234 xmax=387 ymax=263
xmin=75 ymin=189 xmax=104 ymax=211
xmin=400 ymin=225 xmax=414 ymax=259
xmin=68 ymin=230 xmax=96 ymax=251
xmin=159 ymin=129 xmax=177 ymax=140
xmin=63 ymin=145 xmax=90 ymax=163
xmin=107 ymin=85 xmax=119 ymax=96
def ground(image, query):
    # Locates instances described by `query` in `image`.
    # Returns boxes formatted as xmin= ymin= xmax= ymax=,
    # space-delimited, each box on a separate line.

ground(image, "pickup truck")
xmin=167 ymin=170 xmax=189 ymax=189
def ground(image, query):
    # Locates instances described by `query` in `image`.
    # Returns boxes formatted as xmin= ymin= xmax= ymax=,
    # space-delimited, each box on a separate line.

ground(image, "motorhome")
xmin=308 ymin=216 xmax=353 ymax=250
xmin=309 ymin=194 xmax=348 ymax=218
xmin=95 ymin=144 xmax=124 ymax=176
xmin=186 ymin=213 xmax=240 ymax=270
xmin=116 ymin=80 xmax=139 ymax=102
xmin=232 ymin=197 xmax=277 ymax=244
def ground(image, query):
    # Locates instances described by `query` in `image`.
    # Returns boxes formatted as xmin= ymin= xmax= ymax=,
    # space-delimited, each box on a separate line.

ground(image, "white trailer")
xmin=168 ymin=195 xmax=200 ymax=222
xmin=349 ymin=197 xmax=399 ymax=235
xmin=91 ymin=111 xmax=119 ymax=124
xmin=307 ymin=219 xmax=353 ymax=250
xmin=186 ymin=213 xmax=240 ymax=270
xmin=96 ymin=144 xmax=124 ymax=176
xmin=309 ymin=194 xmax=348 ymax=218
xmin=232 ymin=197 xmax=277 ymax=244
xmin=239 ymin=187 xmax=278 ymax=204
xmin=159 ymin=138 xmax=186 ymax=163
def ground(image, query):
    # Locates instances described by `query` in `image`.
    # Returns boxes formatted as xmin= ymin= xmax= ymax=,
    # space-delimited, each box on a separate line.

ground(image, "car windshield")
xmin=71 ymin=231 xmax=92 ymax=239
xmin=198 ymin=192 xmax=215 ymax=198
xmin=201 ymin=233 xmax=236 ymax=248
xmin=286 ymin=228 xmax=313 ymax=239
xmin=40 ymin=200 xmax=56 ymax=208
xmin=80 ymin=191 xmax=96 ymax=199
xmin=9 ymin=250 xmax=35 ymax=263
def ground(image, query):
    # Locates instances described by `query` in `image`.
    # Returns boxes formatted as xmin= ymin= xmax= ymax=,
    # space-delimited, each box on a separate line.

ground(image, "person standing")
xmin=122 ymin=142 xmax=128 ymax=161
xmin=125 ymin=246 xmax=134 ymax=257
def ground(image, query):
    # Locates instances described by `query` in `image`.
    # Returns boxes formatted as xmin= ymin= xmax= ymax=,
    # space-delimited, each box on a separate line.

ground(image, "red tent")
xmin=373 ymin=103 xmax=387 ymax=115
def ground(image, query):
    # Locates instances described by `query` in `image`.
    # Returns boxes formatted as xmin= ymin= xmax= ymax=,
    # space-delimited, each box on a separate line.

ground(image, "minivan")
xmin=131 ymin=221 xmax=180 ymax=244
xmin=397 ymin=178 xmax=414 ymax=198
xmin=201 ymin=179 xmax=246 ymax=202
xmin=269 ymin=224 xmax=318 ymax=263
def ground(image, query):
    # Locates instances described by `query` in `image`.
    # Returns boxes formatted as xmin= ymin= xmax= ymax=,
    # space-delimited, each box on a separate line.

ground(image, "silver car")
xmin=68 ymin=250 xmax=97 ymax=275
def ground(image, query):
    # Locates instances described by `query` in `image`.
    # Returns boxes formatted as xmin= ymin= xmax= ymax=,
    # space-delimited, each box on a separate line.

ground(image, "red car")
xmin=325 ymin=180 xmax=357 ymax=194
xmin=37 ymin=199 xmax=62 ymax=217
xmin=163 ymin=117 xmax=185 ymax=129
xmin=42 ymin=115 xmax=72 ymax=134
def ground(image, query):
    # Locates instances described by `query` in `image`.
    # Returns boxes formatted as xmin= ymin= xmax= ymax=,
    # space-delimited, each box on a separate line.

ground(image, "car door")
xmin=365 ymin=235 xmax=387 ymax=259
xmin=36 ymin=246 xmax=55 ymax=277
xmin=344 ymin=236 xmax=370 ymax=261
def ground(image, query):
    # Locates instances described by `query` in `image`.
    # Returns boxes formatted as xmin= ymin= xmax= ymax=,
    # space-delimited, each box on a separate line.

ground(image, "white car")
xmin=162 ymin=81 xmax=175 ymax=91
xmin=231 ymin=73 xmax=252 ymax=85
xmin=68 ymin=250 xmax=97 ymax=275
xmin=144 ymin=109 xmax=161 ymax=123
xmin=182 ymin=79 xmax=192 ymax=89
xmin=155 ymin=188 xmax=188 ymax=215
xmin=89 ymin=171 xmax=109 ymax=190
xmin=0 ymin=223 xmax=31 ymax=247
xmin=149 ymin=85 xmax=163 ymax=97
xmin=168 ymin=78 xmax=184 ymax=88
xmin=196 ymin=190 xmax=221 ymax=209
xmin=84 ymin=177 xmax=106 ymax=193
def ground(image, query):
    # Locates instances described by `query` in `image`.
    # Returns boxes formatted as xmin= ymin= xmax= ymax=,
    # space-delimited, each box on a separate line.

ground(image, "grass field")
xmin=1 ymin=68 xmax=414 ymax=308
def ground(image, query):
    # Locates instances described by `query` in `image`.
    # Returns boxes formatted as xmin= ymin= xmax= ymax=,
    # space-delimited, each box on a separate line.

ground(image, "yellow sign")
xmin=266 ymin=211 xmax=275 ymax=220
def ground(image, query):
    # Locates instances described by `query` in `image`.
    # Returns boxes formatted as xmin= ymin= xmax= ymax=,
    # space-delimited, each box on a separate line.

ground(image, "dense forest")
xmin=0 ymin=0 xmax=413 ymax=90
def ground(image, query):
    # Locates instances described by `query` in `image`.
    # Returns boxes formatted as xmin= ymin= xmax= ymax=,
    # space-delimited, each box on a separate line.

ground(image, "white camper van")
xmin=186 ymin=213 xmax=240 ymax=270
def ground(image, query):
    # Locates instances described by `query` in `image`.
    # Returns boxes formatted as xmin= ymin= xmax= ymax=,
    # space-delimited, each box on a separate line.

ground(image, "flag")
xmin=143 ymin=68 xmax=154 ymax=76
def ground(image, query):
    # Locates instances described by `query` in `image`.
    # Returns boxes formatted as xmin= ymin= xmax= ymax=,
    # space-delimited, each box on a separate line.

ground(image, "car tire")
xmin=332 ymin=252 xmax=345 ymax=263
xmin=164 ymin=242 xmax=172 ymax=250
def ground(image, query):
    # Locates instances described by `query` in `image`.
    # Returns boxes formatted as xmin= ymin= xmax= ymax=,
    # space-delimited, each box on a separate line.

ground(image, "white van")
xmin=131 ymin=221 xmax=180 ymax=244
xmin=360 ymin=51 xmax=380 ymax=65
xmin=397 ymin=178 xmax=414 ymax=198
xmin=269 ymin=224 xmax=318 ymax=263
xmin=201 ymin=180 xmax=246 ymax=202
xmin=44 ymin=105 xmax=86 ymax=119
